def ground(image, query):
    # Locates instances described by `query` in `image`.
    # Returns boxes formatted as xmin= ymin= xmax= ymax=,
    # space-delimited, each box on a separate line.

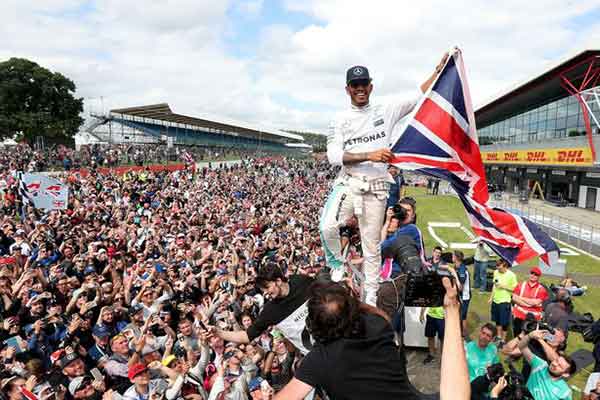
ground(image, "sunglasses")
xmin=348 ymin=79 xmax=370 ymax=88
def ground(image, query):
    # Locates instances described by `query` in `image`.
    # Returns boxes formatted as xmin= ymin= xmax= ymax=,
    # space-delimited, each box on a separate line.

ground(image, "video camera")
xmin=521 ymin=313 xmax=555 ymax=336
xmin=473 ymin=362 xmax=532 ymax=400
xmin=381 ymin=234 xmax=452 ymax=307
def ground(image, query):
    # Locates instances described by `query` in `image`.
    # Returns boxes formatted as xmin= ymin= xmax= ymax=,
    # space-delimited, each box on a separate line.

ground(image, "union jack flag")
xmin=181 ymin=151 xmax=194 ymax=164
xmin=391 ymin=48 xmax=559 ymax=265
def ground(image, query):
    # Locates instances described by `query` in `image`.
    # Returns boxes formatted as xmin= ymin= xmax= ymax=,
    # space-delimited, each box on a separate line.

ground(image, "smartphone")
xmin=3 ymin=336 xmax=26 ymax=353
xmin=90 ymin=367 xmax=103 ymax=381
xmin=197 ymin=319 xmax=208 ymax=332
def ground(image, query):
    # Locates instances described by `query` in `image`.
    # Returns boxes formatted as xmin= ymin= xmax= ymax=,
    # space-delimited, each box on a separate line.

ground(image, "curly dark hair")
xmin=255 ymin=261 xmax=286 ymax=290
xmin=306 ymin=281 xmax=365 ymax=344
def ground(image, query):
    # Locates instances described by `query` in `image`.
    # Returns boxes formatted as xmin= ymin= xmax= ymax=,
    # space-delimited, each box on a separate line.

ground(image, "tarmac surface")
xmin=503 ymin=194 xmax=600 ymax=227
xmin=406 ymin=347 xmax=442 ymax=394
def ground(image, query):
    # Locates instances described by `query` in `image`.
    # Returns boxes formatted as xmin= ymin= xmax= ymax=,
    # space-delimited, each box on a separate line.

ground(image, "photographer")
xmin=517 ymin=329 xmax=576 ymax=399
xmin=378 ymin=200 xmax=423 ymax=318
xmin=502 ymin=325 xmax=566 ymax=381
xmin=273 ymin=278 xmax=470 ymax=400
xmin=544 ymin=292 xmax=571 ymax=336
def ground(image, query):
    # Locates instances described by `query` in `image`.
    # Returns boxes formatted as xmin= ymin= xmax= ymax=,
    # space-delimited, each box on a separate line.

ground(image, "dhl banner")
xmin=481 ymin=147 xmax=594 ymax=166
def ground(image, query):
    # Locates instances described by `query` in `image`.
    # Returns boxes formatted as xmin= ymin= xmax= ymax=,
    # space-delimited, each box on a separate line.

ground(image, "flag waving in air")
xmin=390 ymin=48 xmax=559 ymax=265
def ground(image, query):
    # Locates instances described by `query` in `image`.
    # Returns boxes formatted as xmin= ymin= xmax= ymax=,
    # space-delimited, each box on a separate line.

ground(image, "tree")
xmin=0 ymin=58 xmax=84 ymax=143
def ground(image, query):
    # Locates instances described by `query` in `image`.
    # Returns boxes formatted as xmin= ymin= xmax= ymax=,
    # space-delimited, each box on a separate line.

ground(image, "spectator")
xmin=518 ymin=329 xmax=576 ymax=399
xmin=386 ymin=165 xmax=404 ymax=208
xmin=473 ymin=240 xmax=492 ymax=292
xmin=544 ymin=292 xmax=571 ymax=335
xmin=465 ymin=323 xmax=499 ymax=382
xmin=428 ymin=246 xmax=443 ymax=270
xmin=452 ymin=250 xmax=471 ymax=337
xmin=551 ymin=278 xmax=587 ymax=297
xmin=502 ymin=327 xmax=567 ymax=382
xmin=211 ymin=262 xmax=315 ymax=355
xmin=489 ymin=259 xmax=517 ymax=344
xmin=512 ymin=267 xmax=549 ymax=337
xmin=420 ymin=302 xmax=445 ymax=365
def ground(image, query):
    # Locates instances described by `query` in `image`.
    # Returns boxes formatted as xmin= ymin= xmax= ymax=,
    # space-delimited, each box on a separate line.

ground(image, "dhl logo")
xmin=557 ymin=150 xmax=585 ymax=163
xmin=486 ymin=153 xmax=499 ymax=161
xmin=526 ymin=151 xmax=547 ymax=162
xmin=503 ymin=152 xmax=519 ymax=161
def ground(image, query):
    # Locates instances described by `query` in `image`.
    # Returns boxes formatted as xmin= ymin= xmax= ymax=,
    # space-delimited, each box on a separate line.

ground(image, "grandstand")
xmin=78 ymin=103 xmax=309 ymax=153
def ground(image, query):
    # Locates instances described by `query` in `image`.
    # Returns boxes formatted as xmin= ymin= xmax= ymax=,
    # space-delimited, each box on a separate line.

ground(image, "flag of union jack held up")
xmin=390 ymin=48 xmax=559 ymax=265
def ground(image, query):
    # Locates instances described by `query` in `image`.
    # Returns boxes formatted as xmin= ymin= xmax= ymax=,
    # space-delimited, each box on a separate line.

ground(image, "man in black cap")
xmin=320 ymin=54 xmax=448 ymax=306
xmin=124 ymin=303 xmax=145 ymax=339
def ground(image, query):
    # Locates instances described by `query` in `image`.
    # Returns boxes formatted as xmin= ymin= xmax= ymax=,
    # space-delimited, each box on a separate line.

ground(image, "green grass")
xmin=406 ymin=186 xmax=598 ymax=398
xmin=407 ymin=186 xmax=600 ymax=276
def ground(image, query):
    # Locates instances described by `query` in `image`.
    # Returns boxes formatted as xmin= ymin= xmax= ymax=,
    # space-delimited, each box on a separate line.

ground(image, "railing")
xmin=489 ymin=196 xmax=600 ymax=257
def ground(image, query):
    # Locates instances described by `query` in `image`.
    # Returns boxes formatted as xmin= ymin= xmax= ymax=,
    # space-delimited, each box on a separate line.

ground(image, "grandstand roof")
xmin=475 ymin=49 xmax=600 ymax=127
xmin=110 ymin=103 xmax=303 ymax=142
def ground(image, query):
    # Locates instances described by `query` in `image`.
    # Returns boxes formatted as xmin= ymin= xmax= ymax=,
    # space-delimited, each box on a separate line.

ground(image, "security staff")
xmin=320 ymin=54 xmax=447 ymax=305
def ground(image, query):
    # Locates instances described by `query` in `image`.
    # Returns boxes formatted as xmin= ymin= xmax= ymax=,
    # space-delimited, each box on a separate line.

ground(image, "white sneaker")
xmin=330 ymin=267 xmax=344 ymax=282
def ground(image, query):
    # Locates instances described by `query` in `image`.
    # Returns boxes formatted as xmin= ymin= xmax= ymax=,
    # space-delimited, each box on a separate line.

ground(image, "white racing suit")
xmin=320 ymin=96 xmax=419 ymax=306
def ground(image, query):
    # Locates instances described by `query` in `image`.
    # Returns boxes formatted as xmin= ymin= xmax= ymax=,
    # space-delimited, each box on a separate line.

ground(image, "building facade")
xmin=476 ymin=50 xmax=600 ymax=211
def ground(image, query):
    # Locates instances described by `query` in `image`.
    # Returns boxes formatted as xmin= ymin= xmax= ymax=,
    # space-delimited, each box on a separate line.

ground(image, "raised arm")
xmin=440 ymin=277 xmax=470 ymax=400
xmin=212 ymin=327 xmax=250 ymax=345
xmin=420 ymin=53 xmax=449 ymax=93
xmin=517 ymin=331 xmax=542 ymax=363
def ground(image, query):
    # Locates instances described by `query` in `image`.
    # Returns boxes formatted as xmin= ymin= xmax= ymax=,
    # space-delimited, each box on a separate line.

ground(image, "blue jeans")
xmin=474 ymin=261 xmax=488 ymax=290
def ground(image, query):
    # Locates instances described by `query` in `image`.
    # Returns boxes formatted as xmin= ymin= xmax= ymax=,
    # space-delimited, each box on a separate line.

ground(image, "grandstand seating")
xmin=111 ymin=117 xmax=288 ymax=151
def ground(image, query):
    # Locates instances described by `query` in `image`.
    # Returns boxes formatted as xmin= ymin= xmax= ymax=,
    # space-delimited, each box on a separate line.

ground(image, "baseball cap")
xmin=128 ymin=303 xmax=144 ymax=316
xmin=92 ymin=325 xmax=111 ymax=338
xmin=83 ymin=266 xmax=97 ymax=276
xmin=346 ymin=65 xmax=371 ymax=84
xmin=162 ymin=355 xmax=176 ymax=367
xmin=530 ymin=267 xmax=542 ymax=276
xmin=26 ymin=294 xmax=44 ymax=308
xmin=69 ymin=376 xmax=92 ymax=395
xmin=57 ymin=352 xmax=80 ymax=369
xmin=128 ymin=363 xmax=148 ymax=380
xmin=248 ymin=376 xmax=265 ymax=392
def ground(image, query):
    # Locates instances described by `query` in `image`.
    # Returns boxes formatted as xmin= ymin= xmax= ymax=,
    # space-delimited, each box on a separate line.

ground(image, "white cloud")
xmin=1 ymin=0 xmax=599 ymax=134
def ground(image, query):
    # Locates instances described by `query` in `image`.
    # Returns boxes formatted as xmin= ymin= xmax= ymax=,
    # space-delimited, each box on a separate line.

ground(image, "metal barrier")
xmin=490 ymin=196 xmax=600 ymax=257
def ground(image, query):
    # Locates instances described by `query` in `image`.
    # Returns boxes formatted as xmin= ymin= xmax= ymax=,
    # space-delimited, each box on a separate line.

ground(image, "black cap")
xmin=346 ymin=65 xmax=370 ymax=84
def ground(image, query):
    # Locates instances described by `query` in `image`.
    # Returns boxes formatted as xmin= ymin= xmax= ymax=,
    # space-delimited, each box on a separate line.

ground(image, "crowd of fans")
xmin=0 ymin=143 xmax=284 ymax=173
xmin=1 ymin=142 xmax=599 ymax=399
xmin=0 ymin=156 xmax=338 ymax=400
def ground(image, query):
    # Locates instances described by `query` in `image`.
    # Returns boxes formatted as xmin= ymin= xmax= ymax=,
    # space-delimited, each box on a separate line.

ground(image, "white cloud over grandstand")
xmin=1 ymin=0 xmax=599 ymax=134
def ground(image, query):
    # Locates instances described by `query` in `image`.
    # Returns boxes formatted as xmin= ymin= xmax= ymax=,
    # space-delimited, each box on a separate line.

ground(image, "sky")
xmin=2 ymin=0 xmax=600 ymax=134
